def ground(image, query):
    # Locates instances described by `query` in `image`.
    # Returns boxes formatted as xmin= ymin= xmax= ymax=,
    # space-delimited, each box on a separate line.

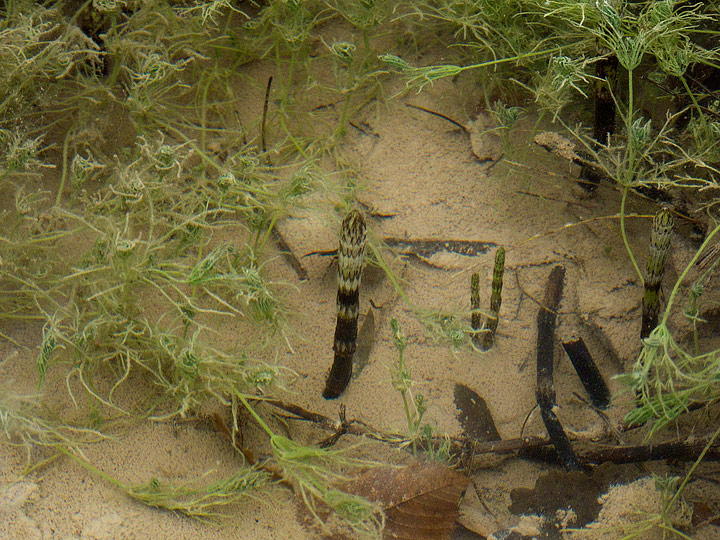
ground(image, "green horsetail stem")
xmin=470 ymin=272 xmax=482 ymax=347
xmin=481 ymin=247 xmax=505 ymax=351
xmin=641 ymin=207 xmax=674 ymax=339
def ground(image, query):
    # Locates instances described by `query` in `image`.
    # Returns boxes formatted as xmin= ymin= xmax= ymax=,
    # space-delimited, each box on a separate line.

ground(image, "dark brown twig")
xmin=536 ymin=266 xmax=581 ymax=471
xmin=257 ymin=398 xmax=720 ymax=465
xmin=318 ymin=405 xmax=349 ymax=448
xmin=580 ymin=436 xmax=720 ymax=464
xmin=563 ymin=338 xmax=610 ymax=409
xmin=405 ymin=103 xmax=467 ymax=132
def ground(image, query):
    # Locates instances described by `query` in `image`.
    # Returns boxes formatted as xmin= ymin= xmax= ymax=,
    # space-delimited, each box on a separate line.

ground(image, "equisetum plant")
xmin=324 ymin=208 xmax=367 ymax=399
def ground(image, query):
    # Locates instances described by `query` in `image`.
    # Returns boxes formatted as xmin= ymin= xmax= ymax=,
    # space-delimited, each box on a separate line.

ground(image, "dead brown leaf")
xmin=344 ymin=461 xmax=469 ymax=539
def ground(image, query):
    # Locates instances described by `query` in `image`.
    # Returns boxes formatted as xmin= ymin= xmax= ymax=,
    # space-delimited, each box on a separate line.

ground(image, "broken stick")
xmin=536 ymin=265 xmax=581 ymax=471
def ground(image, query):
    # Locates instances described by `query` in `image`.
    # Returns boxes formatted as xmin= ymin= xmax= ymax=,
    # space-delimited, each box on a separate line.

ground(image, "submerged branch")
xmin=261 ymin=398 xmax=720 ymax=466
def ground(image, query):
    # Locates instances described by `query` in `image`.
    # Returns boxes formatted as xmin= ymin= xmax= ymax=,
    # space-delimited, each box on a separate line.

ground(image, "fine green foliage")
xmin=622 ymin=222 xmax=720 ymax=438
xmin=236 ymin=394 xmax=385 ymax=538
xmin=2 ymin=0 xmax=720 ymax=536
xmin=389 ymin=318 xmax=451 ymax=462
xmin=57 ymin=441 xmax=270 ymax=521
xmin=0 ymin=0 xmax=389 ymax=530
xmin=0 ymin=391 xmax=105 ymax=467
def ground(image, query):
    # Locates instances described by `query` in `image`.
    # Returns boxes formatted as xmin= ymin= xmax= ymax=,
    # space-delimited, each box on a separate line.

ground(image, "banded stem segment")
xmin=470 ymin=273 xmax=482 ymax=346
xmin=481 ymin=247 xmax=505 ymax=351
xmin=641 ymin=207 xmax=673 ymax=340
xmin=323 ymin=209 xmax=367 ymax=399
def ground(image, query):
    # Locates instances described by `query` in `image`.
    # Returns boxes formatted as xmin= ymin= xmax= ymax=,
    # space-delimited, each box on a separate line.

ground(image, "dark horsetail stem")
xmin=641 ymin=207 xmax=674 ymax=339
xmin=482 ymin=247 xmax=505 ymax=351
xmin=471 ymin=247 xmax=505 ymax=351
xmin=323 ymin=209 xmax=367 ymax=399
xmin=470 ymin=272 xmax=482 ymax=346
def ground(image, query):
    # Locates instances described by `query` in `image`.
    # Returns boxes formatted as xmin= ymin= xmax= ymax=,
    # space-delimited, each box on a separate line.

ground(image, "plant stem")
xmin=55 ymin=444 xmax=125 ymax=489
xmin=55 ymin=125 xmax=75 ymax=206
xmin=236 ymin=392 xmax=275 ymax=437
xmin=679 ymin=76 xmax=703 ymax=117
xmin=666 ymin=424 xmax=720 ymax=516
xmin=367 ymin=242 xmax=415 ymax=310
xmin=624 ymin=68 xmax=637 ymax=186
xmin=620 ymin=186 xmax=644 ymax=285
xmin=255 ymin=212 xmax=279 ymax=253
xmin=200 ymin=74 xmax=212 ymax=155
xmin=660 ymin=223 xmax=720 ymax=326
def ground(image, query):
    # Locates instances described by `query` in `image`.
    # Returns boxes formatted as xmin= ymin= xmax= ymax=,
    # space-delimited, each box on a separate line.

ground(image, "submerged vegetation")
xmin=1 ymin=0 xmax=720 ymax=537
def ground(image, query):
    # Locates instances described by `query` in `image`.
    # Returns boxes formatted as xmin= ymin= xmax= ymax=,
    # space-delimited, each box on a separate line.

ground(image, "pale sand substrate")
xmin=2 ymin=38 xmax=720 ymax=540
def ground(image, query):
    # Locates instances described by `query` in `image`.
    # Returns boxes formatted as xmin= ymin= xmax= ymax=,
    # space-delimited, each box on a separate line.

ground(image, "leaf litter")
xmin=341 ymin=461 xmax=469 ymax=540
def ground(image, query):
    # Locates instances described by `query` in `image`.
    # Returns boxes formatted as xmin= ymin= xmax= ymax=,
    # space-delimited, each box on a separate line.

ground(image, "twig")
xmin=536 ymin=265 xmax=581 ymax=471
xmin=262 ymin=397 xmax=544 ymax=453
xmin=562 ymin=338 xmax=611 ymax=409
xmin=580 ymin=436 xmax=720 ymax=464
xmin=259 ymin=398 xmax=720 ymax=465
xmin=405 ymin=103 xmax=468 ymax=132
xmin=318 ymin=405 xmax=349 ymax=448
xmin=578 ymin=53 xmax=618 ymax=192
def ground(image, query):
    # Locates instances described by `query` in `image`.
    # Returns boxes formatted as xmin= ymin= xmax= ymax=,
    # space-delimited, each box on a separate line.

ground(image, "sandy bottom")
xmin=2 ymin=41 xmax=720 ymax=540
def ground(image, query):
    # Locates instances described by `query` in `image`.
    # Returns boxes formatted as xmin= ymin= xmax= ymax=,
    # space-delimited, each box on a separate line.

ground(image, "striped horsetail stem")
xmin=470 ymin=272 xmax=482 ymax=347
xmin=641 ymin=207 xmax=674 ymax=339
xmin=481 ymin=247 xmax=505 ymax=351
xmin=323 ymin=208 xmax=367 ymax=399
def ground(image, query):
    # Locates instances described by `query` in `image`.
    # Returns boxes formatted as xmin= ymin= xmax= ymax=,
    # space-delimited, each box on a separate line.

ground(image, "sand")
xmin=2 ymin=18 xmax=720 ymax=540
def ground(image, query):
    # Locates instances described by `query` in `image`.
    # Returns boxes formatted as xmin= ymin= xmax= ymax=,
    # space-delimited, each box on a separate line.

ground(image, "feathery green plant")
xmin=0 ymin=2 xmax=398 ymax=534
xmin=389 ymin=318 xmax=450 ymax=461
xmin=622 ymin=221 xmax=720 ymax=437
xmin=3 ymin=1 xmax=720 ymax=537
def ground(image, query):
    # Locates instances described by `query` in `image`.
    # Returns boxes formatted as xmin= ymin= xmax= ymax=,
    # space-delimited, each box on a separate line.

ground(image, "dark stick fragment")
xmin=262 ymin=398 xmax=720 ymax=464
xmin=536 ymin=266 xmax=581 ymax=471
xmin=536 ymin=392 xmax=581 ymax=471
xmin=641 ymin=207 xmax=673 ymax=339
xmin=562 ymin=338 xmax=610 ymax=409
xmin=581 ymin=435 xmax=720 ymax=464
xmin=318 ymin=405 xmax=349 ymax=448
xmin=406 ymin=103 xmax=468 ymax=132
xmin=323 ymin=209 xmax=367 ymax=399
xmin=536 ymin=266 xmax=564 ymax=385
